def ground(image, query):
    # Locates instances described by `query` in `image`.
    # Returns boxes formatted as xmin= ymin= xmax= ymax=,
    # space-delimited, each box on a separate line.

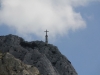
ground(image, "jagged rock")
xmin=0 ymin=52 xmax=40 ymax=75
xmin=0 ymin=34 xmax=78 ymax=75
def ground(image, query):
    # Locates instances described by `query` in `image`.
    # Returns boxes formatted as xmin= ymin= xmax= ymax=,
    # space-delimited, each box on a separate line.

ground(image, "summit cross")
xmin=44 ymin=30 xmax=49 ymax=35
xmin=44 ymin=30 xmax=49 ymax=44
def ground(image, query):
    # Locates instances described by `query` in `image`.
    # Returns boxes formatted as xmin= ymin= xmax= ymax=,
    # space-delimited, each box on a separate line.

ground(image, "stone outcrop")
xmin=0 ymin=34 xmax=78 ymax=75
xmin=0 ymin=52 xmax=40 ymax=75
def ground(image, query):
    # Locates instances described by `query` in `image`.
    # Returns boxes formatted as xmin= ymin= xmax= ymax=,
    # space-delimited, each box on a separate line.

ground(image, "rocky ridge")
xmin=0 ymin=34 xmax=78 ymax=75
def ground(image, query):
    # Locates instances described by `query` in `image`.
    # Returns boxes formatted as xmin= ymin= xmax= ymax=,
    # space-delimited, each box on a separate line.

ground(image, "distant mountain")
xmin=0 ymin=34 xmax=78 ymax=75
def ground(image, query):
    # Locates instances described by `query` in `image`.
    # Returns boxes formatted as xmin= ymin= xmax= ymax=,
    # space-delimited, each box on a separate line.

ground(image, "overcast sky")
xmin=0 ymin=0 xmax=100 ymax=75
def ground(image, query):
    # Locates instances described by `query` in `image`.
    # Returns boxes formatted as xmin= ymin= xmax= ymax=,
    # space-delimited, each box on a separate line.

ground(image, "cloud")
xmin=0 ymin=0 xmax=90 ymax=40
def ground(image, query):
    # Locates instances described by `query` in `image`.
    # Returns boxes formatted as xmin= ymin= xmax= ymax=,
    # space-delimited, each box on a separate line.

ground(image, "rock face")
xmin=0 ymin=34 xmax=78 ymax=75
xmin=0 ymin=52 xmax=39 ymax=75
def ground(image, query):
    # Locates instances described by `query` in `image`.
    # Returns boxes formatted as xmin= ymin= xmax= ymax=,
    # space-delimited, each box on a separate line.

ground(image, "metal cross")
xmin=44 ymin=30 xmax=49 ymax=44
xmin=44 ymin=30 xmax=49 ymax=35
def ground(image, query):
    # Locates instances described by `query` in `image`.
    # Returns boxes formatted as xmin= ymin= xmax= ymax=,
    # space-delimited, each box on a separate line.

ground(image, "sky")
xmin=0 ymin=0 xmax=100 ymax=75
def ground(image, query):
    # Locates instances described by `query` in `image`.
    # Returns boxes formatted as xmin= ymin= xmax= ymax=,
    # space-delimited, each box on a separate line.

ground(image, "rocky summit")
xmin=0 ymin=34 xmax=78 ymax=75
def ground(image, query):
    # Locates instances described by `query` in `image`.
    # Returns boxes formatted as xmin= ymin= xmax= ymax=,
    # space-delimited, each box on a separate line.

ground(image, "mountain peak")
xmin=0 ymin=34 xmax=78 ymax=75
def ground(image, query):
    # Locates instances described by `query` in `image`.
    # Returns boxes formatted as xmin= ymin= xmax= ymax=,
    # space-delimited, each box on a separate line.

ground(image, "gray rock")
xmin=0 ymin=34 xmax=78 ymax=75
xmin=0 ymin=52 xmax=40 ymax=75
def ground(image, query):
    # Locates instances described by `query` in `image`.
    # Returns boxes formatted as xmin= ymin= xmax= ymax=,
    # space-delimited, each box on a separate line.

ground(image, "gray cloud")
xmin=0 ymin=0 xmax=91 ymax=40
